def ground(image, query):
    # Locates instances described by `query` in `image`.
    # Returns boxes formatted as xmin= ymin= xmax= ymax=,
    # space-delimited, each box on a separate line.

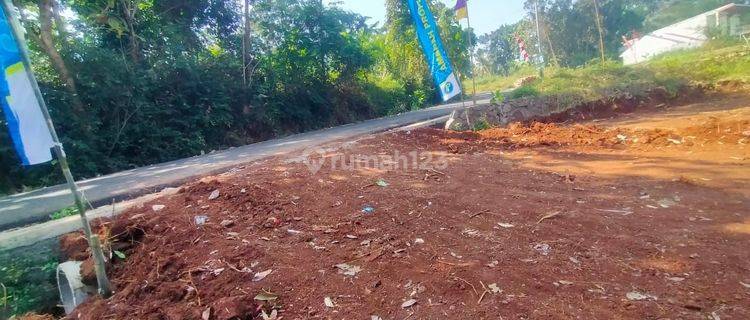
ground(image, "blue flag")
xmin=0 ymin=5 xmax=54 ymax=165
xmin=407 ymin=0 xmax=461 ymax=102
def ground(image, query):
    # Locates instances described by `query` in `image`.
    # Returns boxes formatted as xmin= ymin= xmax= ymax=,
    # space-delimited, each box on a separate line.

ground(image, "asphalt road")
xmin=0 ymin=95 xmax=491 ymax=230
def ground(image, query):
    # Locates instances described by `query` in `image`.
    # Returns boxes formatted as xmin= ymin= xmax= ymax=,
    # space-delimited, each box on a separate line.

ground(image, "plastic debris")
xmin=152 ymin=204 xmax=165 ymax=212
xmin=194 ymin=215 xmax=209 ymax=225
xmin=376 ymin=179 xmax=389 ymax=187
xmin=497 ymin=222 xmax=515 ymax=228
xmin=362 ymin=206 xmax=375 ymax=214
xmin=324 ymin=296 xmax=335 ymax=308
xmin=533 ymin=243 xmax=551 ymax=256
xmin=414 ymin=238 xmax=425 ymax=244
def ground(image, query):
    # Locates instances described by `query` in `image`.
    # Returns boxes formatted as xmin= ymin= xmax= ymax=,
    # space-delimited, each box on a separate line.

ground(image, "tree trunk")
xmin=38 ymin=0 xmax=86 ymax=114
xmin=120 ymin=0 xmax=140 ymax=64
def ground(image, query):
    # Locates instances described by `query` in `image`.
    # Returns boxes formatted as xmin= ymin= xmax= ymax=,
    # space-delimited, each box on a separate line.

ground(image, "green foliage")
xmin=466 ymin=44 xmax=750 ymax=110
xmin=490 ymin=90 xmax=506 ymax=105
xmin=509 ymin=85 xmax=541 ymax=99
xmin=473 ymin=118 xmax=491 ymax=131
xmin=49 ymin=206 xmax=79 ymax=220
xmin=0 ymin=252 xmax=59 ymax=318
xmin=643 ymin=0 xmax=735 ymax=33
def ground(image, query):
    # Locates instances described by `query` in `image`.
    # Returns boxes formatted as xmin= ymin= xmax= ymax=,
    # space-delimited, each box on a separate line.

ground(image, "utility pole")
xmin=1 ymin=0 xmax=111 ymax=297
xmin=593 ymin=0 xmax=606 ymax=63
xmin=534 ymin=0 xmax=545 ymax=78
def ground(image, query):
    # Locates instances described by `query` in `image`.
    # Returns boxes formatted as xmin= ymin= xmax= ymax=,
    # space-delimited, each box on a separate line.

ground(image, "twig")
xmin=469 ymin=209 xmax=490 ymax=219
xmin=537 ymin=211 xmax=562 ymax=224
xmin=437 ymin=260 xmax=475 ymax=267
xmin=478 ymin=281 xmax=491 ymax=304
xmin=188 ymin=272 xmax=201 ymax=306
xmin=453 ymin=276 xmax=478 ymax=296
xmin=1 ymin=282 xmax=7 ymax=310
xmin=428 ymin=168 xmax=446 ymax=175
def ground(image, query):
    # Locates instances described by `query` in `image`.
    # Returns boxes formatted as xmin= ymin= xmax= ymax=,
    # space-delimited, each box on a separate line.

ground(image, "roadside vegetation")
xmin=477 ymin=43 xmax=750 ymax=108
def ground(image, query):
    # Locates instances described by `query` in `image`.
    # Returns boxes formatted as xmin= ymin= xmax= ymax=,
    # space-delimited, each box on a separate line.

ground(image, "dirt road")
xmin=66 ymin=92 xmax=749 ymax=319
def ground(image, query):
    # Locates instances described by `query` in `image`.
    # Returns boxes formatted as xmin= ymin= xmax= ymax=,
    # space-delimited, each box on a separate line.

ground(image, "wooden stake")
xmin=1 ymin=0 xmax=112 ymax=297
xmin=593 ymin=0 xmax=606 ymax=63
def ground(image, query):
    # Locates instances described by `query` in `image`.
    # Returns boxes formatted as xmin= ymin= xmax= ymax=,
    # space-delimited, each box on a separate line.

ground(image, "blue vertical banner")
xmin=407 ymin=0 xmax=461 ymax=102
xmin=0 ymin=4 xmax=54 ymax=165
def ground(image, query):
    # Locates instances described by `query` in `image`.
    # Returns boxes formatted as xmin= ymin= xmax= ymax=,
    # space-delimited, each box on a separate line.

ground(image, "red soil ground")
xmin=64 ymin=92 xmax=749 ymax=319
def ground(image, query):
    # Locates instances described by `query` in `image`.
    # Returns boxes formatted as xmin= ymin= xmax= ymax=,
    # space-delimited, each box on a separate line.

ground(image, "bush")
xmin=509 ymin=85 xmax=540 ymax=99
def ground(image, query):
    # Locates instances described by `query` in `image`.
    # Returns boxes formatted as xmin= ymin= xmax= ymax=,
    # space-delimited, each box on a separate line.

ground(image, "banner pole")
xmin=1 ymin=0 xmax=112 ymax=297
xmin=464 ymin=5 xmax=477 ymax=107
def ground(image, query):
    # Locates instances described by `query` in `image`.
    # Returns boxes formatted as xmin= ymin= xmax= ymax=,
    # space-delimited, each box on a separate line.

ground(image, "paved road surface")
xmin=0 ymin=95 xmax=491 ymax=230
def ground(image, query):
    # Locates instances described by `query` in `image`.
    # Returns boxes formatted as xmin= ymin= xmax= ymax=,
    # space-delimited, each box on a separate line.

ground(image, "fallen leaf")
xmin=335 ymin=263 xmax=362 ymax=276
xmin=254 ymin=292 xmax=278 ymax=301
xmin=537 ymin=211 xmax=561 ymax=224
xmin=666 ymin=277 xmax=685 ymax=282
xmin=401 ymin=299 xmax=417 ymax=308
xmin=558 ymin=280 xmax=574 ymax=285
xmin=253 ymin=269 xmax=273 ymax=282
xmin=376 ymin=179 xmax=389 ymax=187
xmin=113 ymin=250 xmax=126 ymax=259
xmin=626 ymin=291 xmax=657 ymax=301
xmin=740 ymin=281 xmax=750 ymax=289
xmin=497 ymin=222 xmax=515 ymax=228
xmin=488 ymin=283 xmax=502 ymax=293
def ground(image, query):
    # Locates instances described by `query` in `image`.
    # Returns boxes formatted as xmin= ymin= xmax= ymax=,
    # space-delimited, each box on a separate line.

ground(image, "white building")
xmin=621 ymin=3 xmax=750 ymax=65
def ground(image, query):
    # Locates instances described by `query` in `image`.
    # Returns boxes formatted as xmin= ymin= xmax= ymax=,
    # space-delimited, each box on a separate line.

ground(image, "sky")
xmin=324 ymin=0 xmax=527 ymax=36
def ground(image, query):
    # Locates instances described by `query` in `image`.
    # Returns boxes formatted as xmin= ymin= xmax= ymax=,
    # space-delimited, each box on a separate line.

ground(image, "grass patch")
xmin=473 ymin=43 xmax=750 ymax=105
xmin=49 ymin=206 xmax=79 ymax=220
xmin=0 ymin=243 xmax=61 ymax=318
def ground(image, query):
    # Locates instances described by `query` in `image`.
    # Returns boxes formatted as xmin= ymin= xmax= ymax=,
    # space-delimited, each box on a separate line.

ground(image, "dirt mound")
xmin=432 ymin=115 xmax=748 ymax=155
xmin=66 ymin=180 xmax=295 ymax=319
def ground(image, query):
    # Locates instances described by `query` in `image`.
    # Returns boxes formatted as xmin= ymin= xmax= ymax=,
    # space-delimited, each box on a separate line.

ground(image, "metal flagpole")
xmin=1 ymin=0 xmax=112 ymax=297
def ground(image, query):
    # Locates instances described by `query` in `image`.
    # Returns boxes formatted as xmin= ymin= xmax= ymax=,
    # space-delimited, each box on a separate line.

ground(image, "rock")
xmin=208 ymin=189 xmax=220 ymax=200
xmin=220 ymin=220 xmax=235 ymax=228
xmin=324 ymin=296 xmax=335 ymax=308
xmin=263 ymin=217 xmax=279 ymax=228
